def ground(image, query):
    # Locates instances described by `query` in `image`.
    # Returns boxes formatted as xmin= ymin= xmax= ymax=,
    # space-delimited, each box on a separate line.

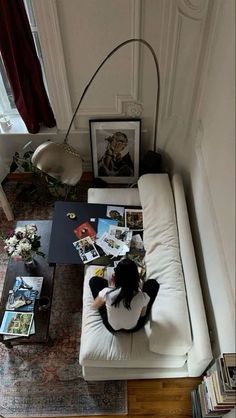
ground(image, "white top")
xmin=99 ymin=287 xmax=150 ymax=331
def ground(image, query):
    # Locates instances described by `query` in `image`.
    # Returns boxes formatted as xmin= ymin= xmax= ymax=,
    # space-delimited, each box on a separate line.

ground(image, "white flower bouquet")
xmin=2 ymin=224 xmax=45 ymax=262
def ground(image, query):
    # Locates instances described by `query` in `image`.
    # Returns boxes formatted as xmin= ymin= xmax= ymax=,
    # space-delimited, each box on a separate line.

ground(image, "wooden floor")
xmin=55 ymin=377 xmax=201 ymax=418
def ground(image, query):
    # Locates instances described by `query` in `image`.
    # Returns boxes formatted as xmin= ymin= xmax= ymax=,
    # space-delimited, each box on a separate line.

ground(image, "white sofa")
xmin=79 ymin=173 xmax=212 ymax=380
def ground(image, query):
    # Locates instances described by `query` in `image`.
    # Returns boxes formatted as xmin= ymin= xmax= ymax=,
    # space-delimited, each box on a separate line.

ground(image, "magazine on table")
xmin=96 ymin=232 xmax=125 ymax=257
xmin=108 ymin=225 xmax=132 ymax=255
xmin=5 ymin=276 xmax=44 ymax=312
xmin=14 ymin=276 xmax=43 ymax=297
xmin=106 ymin=205 xmax=125 ymax=224
xmin=74 ymin=221 xmax=96 ymax=242
xmin=3 ymin=320 xmax=35 ymax=340
xmin=0 ymin=311 xmax=34 ymax=337
xmin=73 ymin=236 xmax=100 ymax=264
xmin=96 ymin=218 xmax=118 ymax=239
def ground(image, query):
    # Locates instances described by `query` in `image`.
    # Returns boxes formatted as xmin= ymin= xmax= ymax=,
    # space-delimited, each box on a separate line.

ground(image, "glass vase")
xmin=22 ymin=254 xmax=35 ymax=267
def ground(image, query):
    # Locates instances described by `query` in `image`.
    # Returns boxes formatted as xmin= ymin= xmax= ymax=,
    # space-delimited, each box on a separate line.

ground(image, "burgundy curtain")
xmin=0 ymin=0 xmax=56 ymax=133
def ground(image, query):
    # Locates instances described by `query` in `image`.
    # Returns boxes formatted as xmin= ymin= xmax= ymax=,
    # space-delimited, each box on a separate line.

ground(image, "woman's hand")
xmin=91 ymin=296 xmax=105 ymax=310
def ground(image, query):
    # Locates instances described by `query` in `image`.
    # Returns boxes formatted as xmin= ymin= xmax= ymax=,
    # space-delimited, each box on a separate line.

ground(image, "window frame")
xmin=31 ymin=0 xmax=73 ymax=131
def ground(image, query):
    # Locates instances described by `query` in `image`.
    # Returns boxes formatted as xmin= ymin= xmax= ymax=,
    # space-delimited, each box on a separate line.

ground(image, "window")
xmin=23 ymin=0 xmax=48 ymax=93
xmin=0 ymin=0 xmax=47 ymax=133
xmin=0 ymin=53 xmax=26 ymax=133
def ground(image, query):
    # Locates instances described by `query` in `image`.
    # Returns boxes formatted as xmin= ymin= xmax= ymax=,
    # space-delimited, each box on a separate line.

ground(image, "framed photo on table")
xmin=89 ymin=119 xmax=141 ymax=184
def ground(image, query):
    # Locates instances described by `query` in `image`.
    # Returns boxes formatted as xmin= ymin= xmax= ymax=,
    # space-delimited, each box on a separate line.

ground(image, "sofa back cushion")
xmin=138 ymin=174 xmax=192 ymax=355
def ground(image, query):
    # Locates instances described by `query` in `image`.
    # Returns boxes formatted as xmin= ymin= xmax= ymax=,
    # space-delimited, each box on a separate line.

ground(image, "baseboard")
xmin=5 ymin=171 xmax=93 ymax=183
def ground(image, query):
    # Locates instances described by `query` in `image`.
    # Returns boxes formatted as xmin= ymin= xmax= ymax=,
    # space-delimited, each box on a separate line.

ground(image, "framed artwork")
xmin=89 ymin=119 xmax=141 ymax=184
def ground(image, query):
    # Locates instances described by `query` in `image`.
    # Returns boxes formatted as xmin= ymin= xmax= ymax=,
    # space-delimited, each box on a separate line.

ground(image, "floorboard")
xmin=42 ymin=377 xmax=201 ymax=418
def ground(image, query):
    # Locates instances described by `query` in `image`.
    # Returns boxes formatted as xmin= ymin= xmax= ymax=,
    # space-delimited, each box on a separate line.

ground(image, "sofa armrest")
xmin=172 ymin=174 xmax=212 ymax=376
xmin=88 ymin=187 xmax=140 ymax=205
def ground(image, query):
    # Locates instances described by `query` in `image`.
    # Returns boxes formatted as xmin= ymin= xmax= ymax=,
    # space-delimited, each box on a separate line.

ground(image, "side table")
xmin=0 ymin=220 xmax=55 ymax=348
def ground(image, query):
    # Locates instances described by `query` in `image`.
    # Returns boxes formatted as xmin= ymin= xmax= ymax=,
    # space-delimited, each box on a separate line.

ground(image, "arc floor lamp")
xmin=31 ymin=38 xmax=160 ymax=186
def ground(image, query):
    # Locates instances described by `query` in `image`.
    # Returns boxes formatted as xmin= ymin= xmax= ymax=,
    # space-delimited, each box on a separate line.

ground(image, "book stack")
xmin=191 ymin=354 xmax=236 ymax=418
xmin=0 ymin=276 xmax=43 ymax=339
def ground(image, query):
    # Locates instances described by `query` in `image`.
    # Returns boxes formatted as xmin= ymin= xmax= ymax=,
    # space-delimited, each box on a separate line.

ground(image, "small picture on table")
xmin=106 ymin=206 xmax=124 ymax=223
xmin=74 ymin=221 xmax=96 ymax=242
xmin=73 ymin=236 xmax=100 ymax=264
xmin=125 ymin=209 xmax=143 ymax=231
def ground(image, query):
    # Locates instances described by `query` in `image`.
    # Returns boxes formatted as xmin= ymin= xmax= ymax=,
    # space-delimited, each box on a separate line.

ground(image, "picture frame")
xmin=89 ymin=119 xmax=141 ymax=184
xmin=124 ymin=208 xmax=143 ymax=231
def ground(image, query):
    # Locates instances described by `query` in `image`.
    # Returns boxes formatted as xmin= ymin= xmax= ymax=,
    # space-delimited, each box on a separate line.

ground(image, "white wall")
xmin=187 ymin=0 xmax=235 ymax=355
xmin=1 ymin=0 xmax=216 ymax=168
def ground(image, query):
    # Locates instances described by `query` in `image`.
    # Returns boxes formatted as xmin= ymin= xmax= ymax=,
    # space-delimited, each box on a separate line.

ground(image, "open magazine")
xmin=0 ymin=311 xmax=34 ymax=337
xmin=2 ymin=317 xmax=35 ymax=340
xmin=108 ymin=225 xmax=132 ymax=255
xmin=5 ymin=276 xmax=43 ymax=312
xmin=73 ymin=236 xmax=100 ymax=264
xmin=0 ymin=276 xmax=43 ymax=339
xmin=96 ymin=232 xmax=124 ymax=257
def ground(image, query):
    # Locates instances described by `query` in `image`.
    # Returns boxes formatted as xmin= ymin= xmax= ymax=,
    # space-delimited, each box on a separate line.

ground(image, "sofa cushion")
xmin=79 ymin=265 xmax=187 ymax=369
xmin=138 ymin=174 xmax=192 ymax=355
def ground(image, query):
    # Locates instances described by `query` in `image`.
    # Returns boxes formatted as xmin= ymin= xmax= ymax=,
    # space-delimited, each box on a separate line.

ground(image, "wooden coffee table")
xmin=0 ymin=220 xmax=55 ymax=348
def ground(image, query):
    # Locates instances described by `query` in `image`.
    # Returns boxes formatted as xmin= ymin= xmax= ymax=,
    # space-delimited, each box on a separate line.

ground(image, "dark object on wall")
xmin=140 ymin=150 xmax=163 ymax=175
xmin=92 ymin=178 xmax=108 ymax=188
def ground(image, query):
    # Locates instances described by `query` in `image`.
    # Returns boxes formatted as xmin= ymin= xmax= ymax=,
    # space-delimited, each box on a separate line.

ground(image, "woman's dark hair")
xmin=111 ymin=258 xmax=139 ymax=309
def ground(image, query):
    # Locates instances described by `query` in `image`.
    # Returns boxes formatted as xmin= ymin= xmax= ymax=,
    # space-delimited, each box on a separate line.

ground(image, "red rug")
xmin=0 ymin=180 xmax=127 ymax=417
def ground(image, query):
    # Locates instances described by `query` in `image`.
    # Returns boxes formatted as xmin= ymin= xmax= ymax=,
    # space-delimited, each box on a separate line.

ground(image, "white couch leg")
xmin=0 ymin=184 xmax=14 ymax=221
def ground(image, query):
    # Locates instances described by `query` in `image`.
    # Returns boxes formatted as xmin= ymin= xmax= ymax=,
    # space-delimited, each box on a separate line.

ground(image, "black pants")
xmin=89 ymin=276 xmax=160 ymax=334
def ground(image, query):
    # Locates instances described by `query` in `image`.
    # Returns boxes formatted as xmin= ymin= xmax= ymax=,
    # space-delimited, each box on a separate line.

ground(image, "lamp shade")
xmin=31 ymin=141 xmax=83 ymax=186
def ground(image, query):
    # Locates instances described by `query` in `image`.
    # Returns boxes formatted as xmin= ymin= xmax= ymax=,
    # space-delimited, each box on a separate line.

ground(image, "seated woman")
xmin=89 ymin=258 xmax=159 ymax=333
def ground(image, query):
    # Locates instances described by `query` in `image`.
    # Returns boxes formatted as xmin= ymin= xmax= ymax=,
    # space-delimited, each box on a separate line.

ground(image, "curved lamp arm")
xmin=64 ymin=38 xmax=160 ymax=151
xmin=32 ymin=38 xmax=160 ymax=185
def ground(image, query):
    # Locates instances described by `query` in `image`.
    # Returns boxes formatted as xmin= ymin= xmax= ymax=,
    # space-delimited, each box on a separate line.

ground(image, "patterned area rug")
xmin=0 ymin=180 xmax=127 ymax=417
